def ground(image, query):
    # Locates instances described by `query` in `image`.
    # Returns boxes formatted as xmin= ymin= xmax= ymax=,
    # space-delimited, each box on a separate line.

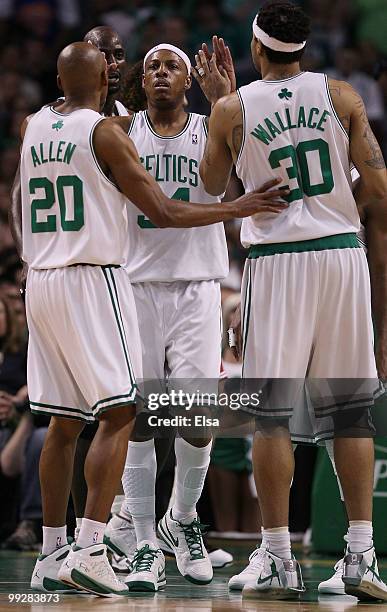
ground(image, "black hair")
xmin=119 ymin=61 xmax=147 ymax=112
xmin=256 ymin=1 xmax=311 ymax=65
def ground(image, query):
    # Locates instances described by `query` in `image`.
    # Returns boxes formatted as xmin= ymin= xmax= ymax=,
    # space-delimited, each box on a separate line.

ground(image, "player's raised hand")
xmin=193 ymin=48 xmax=232 ymax=105
xmin=212 ymin=36 xmax=236 ymax=92
xmin=232 ymin=178 xmax=290 ymax=218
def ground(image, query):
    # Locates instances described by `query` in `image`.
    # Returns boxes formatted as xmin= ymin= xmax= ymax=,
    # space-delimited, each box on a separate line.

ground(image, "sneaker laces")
xmin=179 ymin=519 xmax=206 ymax=561
xmin=132 ymin=545 xmax=159 ymax=573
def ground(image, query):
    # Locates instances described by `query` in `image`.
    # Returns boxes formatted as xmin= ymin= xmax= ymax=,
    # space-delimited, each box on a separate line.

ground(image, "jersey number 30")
xmin=137 ymin=187 xmax=190 ymax=229
xmin=30 ymin=176 xmax=84 ymax=233
xmin=269 ymin=138 xmax=334 ymax=203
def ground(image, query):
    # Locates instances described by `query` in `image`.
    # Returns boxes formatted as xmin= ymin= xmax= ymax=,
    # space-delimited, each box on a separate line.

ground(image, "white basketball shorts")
xmin=241 ymin=235 xmax=380 ymax=419
xmin=131 ymin=279 xmax=222 ymax=397
xmin=27 ymin=265 xmax=142 ymax=422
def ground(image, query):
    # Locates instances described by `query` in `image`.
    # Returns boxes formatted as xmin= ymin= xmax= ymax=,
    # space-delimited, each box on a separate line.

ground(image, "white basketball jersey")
xmin=236 ymin=72 xmax=360 ymax=247
xmin=125 ymin=111 xmax=229 ymax=282
xmin=21 ymin=106 xmax=129 ymax=269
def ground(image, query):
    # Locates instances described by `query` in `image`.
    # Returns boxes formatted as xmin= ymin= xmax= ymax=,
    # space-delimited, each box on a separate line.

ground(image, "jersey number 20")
xmin=30 ymin=176 xmax=84 ymax=233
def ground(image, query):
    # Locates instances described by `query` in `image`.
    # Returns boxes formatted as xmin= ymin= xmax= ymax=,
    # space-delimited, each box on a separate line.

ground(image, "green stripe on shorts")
xmin=248 ymin=233 xmax=359 ymax=258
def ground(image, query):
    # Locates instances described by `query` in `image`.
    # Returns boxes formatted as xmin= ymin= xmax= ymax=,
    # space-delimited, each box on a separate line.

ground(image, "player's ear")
xmin=142 ymin=73 xmax=145 ymax=89
xmin=184 ymin=74 xmax=192 ymax=91
xmin=256 ymin=39 xmax=264 ymax=57
xmin=57 ymin=75 xmax=63 ymax=92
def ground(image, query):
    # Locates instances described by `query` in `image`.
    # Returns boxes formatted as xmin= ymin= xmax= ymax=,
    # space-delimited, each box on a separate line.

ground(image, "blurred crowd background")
xmin=0 ymin=0 xmax=387 ymax=551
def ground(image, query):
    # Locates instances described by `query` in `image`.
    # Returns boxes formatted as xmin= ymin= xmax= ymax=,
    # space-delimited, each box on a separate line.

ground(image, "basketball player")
xmin=10 ymin=41 xmax=288 ymax=597
xmin=104 ymin=40 xmax=240 ymax=592
xmin=199 ymin=1 xmax=387 ymax=601
xmin=70 ymin=25 xmax=140 ymax=536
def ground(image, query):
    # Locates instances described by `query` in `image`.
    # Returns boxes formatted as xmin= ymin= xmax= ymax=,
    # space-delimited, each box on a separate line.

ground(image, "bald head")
xmin=57 ymin=42 xmax=108 ymax=107
xmin=83 ymin=26 xmax=126 ymax=96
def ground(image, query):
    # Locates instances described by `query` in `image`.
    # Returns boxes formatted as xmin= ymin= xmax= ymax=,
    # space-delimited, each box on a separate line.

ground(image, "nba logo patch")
xmin=192 ymin=133 xmax=198 ymax=144
xmin=93 ymin=531 xmax=99 ymax=544
xmin=56 ymin=536 xmax=62 ymax=548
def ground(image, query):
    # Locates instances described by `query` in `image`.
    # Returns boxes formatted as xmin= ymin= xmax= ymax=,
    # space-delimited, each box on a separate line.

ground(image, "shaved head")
xmin=84 ymin=25 xmax=121 ymax=47
xmin=57 ymin=41 xmax=108 ymax=106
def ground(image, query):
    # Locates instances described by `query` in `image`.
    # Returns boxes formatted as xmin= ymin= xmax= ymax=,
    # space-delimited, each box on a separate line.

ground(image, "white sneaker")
xmin=125 ymin=541 xmax=166 ymax=592
xmin=31 ymin=545 xmax=81 ymax=593
xmin=343 ymin=546 xmax=387 ymax=601
xmin=58 ymin=543 xmax=129 ymax=597
xmin=318 ymin=558 xmax=345 ymax=595
xmin=158 ymin=510 xmax=213 ymax=584
xmin=209 ymin=548 xmax=233 ymax=568
xmin=157 ymin=534 xmax=233 ymax=569
xmin=229 ymin=547 xmax=266 ymax=590
xmin=111 ymin=552 xmax=131 ymax=574
xmin=104 ymin=513 xmax=136 ymax=563
xmin=242 ymin=549 xmax=305 ymax=600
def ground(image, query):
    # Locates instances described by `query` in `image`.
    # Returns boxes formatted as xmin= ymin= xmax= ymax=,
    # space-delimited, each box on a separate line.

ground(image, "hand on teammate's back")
xmin=233 ymin=178 xmax=289 ymax=219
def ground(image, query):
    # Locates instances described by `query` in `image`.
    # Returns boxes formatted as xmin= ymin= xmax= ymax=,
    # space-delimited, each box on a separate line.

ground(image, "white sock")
xmin=77 ymin=518 xmax=105 ymax=548
xmin=348 ymin=521 xmax=373 ymax=553
xmin=260 ymin=527 xmax=268 ymax=549
xmin=121 ymin=439 xmax=157 ymax=545
xmin=111 ymin=494 xmax=125 ymax=515
xmin=263 ymin=526 xmax=291 ymax=560
xmin=172 ymin=438 xmax=212 ymax=523
xmin=42 ymin=526 xmax=67 ymax=555
xmin=76 ymin=518 xmax=82 ymax=530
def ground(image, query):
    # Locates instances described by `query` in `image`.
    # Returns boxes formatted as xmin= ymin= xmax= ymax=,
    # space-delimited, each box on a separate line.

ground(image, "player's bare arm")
xmin=330 ymin=78 xmax=387 ymax=379
xmin=94 ymin=117 xmax=289 ymax=227
xmin=329 ymin=78 xmax=387 ymax=200
xmin=9 ymin=115 xmax=32 ymax=259
xmin=199 ymin=92 xmax=242 ymax=195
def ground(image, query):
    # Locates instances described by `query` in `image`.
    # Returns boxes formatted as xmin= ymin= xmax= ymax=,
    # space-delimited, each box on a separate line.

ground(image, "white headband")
xmin=143 ymin=44 xmax=191 ymax=74
xmin=252 ymin=16 xmax=306 ymax=52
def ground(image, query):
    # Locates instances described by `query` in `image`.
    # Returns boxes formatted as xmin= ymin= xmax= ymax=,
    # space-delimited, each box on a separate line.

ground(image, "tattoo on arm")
xmin=354 ymin=92 xmax=386 ymax=169
xmin=363 ymin=125 xmax=386 ymax=169
xmin=232 ymin=124 xmax=243 ymax=157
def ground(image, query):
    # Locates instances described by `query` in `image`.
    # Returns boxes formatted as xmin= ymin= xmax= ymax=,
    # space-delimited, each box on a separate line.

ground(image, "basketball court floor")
xmin=0 ymin=541 xmax=386 ymax=611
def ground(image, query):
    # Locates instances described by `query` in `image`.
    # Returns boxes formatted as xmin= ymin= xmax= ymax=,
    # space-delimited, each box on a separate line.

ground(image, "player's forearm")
xmin=365 ymin=210 xmax=387 ymax=356
xmin=9 ymin=162 xmax=23 ymax=258
xmin=199 ymin=159 xmax=232 ymax=196
xmin=354 ymin=177 xmax=387 ymax=211
xmin=161 ymin=196 xmax=237 ymax=228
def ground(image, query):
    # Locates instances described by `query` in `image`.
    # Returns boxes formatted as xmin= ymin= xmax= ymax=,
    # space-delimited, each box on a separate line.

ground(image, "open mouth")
xmin=154 ymin=80 xmax=170 ymax=89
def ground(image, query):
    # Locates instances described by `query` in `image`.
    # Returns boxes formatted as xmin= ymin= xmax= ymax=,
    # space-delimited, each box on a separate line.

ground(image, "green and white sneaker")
xmin=242 ymin=549 xmax=305 ymax=600
xmin=58 ymin=543 xmax=129 ymax=597
xmin=229 ymin=547 xmax=266 ymax=590
xmin=125 ymin=541 xmax=166 ymax=592
xmin=31 ymin=544 xmax=81 ymax=593
xmin=158 ymin=510 xmax=213 ymax=585
xmin=343 ymin=547 xmax=387 ymax=601
xmin=104 ymin=513 xmax=136 ymax=564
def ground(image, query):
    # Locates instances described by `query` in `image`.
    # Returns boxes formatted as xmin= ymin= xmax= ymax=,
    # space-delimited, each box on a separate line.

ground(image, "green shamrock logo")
xmin=52 ymin=120 xmax=64 ymax=131
xmin=278 ymin=88 xmax=293 ymax=101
